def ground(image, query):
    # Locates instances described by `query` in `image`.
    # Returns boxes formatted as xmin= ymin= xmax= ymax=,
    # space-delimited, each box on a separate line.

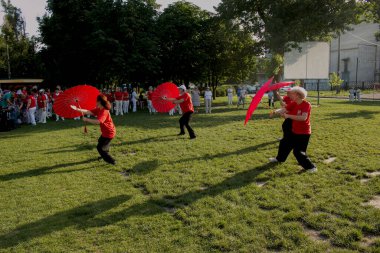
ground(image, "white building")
xmin=330 ymin=23 xmax=380 ymax=86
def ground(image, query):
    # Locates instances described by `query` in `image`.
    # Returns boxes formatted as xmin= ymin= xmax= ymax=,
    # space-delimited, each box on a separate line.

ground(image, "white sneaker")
xmin=268 ymin=158 xmax=278 ymax=163
xmin=308 ymin=167 xmax=318 ymax=173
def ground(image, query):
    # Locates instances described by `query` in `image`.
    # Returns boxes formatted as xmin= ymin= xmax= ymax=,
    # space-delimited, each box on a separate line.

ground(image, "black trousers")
xmin=282 ymin=118 xmax=293 ymax=139
xmin=276 ymin=133 xmax=315 ymax=170
xmin=179 ymin=112 xmax=195 ymax=138
xmin=97 ymin=136 xmax=116 ymax=164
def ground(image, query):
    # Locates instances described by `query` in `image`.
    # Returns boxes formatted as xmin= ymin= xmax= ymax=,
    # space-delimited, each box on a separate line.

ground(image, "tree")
xmin=156 ymin=1 xmax=209 ymax=85
xmin=0 ymin=0 xmax=40 ymax=79
xmin=38 ymin=0 xmax=159 ymax=86
xmin=329 ymin=72 xmax=344 ymax=94
xmin=200 ymin=17 xmax=258 ymax=98
xmin=218 ymin=0 xmax=363 ymax=80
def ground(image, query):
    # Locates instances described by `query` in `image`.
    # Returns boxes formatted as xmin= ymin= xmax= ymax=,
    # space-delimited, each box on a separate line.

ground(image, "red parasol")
xmin=53 ymin=85 xmax=100 ymax=119
xmin=267 ymin=81 xmax=295 ymax=91
xmin=152 ymin=82 xmax=180 ymax=113
xmin=244 ymin=77 xmax=274 ymax=126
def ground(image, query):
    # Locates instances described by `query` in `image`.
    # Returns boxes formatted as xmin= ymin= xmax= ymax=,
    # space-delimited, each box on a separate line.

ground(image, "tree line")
xmin=0 ymin=0 xmax=378 ymax=91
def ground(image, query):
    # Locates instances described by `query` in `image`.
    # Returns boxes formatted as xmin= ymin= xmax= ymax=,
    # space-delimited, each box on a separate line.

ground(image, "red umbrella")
xmin=53 ymin=85 xmax=100 ymax=119
xmin=244 ymin=77 xmax=274 ymax=126
xmin=267 ymin=81 xmax=295 ymax=91
xmin=152 ymin=82 xmax=180 ymax=113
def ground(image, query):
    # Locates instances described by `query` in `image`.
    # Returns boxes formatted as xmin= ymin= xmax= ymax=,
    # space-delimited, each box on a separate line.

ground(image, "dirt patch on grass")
xmin=256 ymin=181 xmax=266 ymax=187
xmin=360 ymin=235 xmax=380 ymax=248
xmin=362 ymin=195 xmax=380 ymax=209
xmin=303 ymin=225 xmax=328 ymax=243
xmin=323 ymin=157 xmax=336 ymax=164
xmin=366 ymin=171 xmax=380 ymax=177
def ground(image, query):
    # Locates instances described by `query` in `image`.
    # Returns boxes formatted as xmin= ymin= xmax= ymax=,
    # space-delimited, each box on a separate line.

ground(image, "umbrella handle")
xmin=76 ymin=102 xmax=87 ymax=134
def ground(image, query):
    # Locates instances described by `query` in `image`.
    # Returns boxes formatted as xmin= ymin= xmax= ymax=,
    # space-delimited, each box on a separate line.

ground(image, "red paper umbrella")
xmin=244 ymin=77 xmax=274 ymax=126
xmin=267 ymin=81 xmax=295 ymax=91
xmin=53 ymin=85 xmax=100 ymax=119
xmin=152 ymin=82 xmax=180 ymax=113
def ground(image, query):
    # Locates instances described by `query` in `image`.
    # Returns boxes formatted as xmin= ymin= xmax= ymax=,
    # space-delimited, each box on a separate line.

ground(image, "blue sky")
xmin=0 ymin=0 xmax=221 ymax=36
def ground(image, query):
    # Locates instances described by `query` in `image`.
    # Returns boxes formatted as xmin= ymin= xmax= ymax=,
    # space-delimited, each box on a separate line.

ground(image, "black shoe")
xmin=178 ymin=132 xmax=185 ymax=136
xmin=190 ymin=136 xmax=197 ymax=140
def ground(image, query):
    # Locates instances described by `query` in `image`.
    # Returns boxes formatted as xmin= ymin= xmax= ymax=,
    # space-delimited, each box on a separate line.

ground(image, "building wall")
xmin=330 ymin=23 xmax=380 ymax=84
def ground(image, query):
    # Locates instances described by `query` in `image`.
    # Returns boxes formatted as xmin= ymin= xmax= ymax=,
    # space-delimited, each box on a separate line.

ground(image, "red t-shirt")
xmin=37 ymin=95 xmax=47 ymax=108
xmin=283 ymin=96 xmax=292 ymax=105
xmin=28 ymin=95 xmax=36 ymax=108
xmin=91 ymin=108 xmax=116 ymax=138
xmin=289 ymin=101 xmax=311 ymax=135
xmin=52 ymin=92 xmax=60 ymax=101
xmin=123 ymin=92 xmax=129 ymax=101
xmin=114 ymin=91 xmax=123 ymax=100
xmin=106 ymin=93 xmax=114 ymax=103
xmin=176 ymin=93 xmax=194 ymax=113
xmin=147 ymin=91 xmax=153 ymax=100
xmin=22 ymin=90 xmax=28 ymax=95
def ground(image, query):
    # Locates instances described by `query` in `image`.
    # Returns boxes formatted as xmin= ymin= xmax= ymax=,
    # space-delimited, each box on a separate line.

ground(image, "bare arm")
xmin=83 ymin=118 xmax=100 ymax=125
xmin=70 ymin=105 xmax=94 ymax=116
xmin=274 ymin=91 xmax=286 ymax=107
xmin=284 ymin=112 xmax=308 ymax=121
xmin=164 ymin=97 xmax=184 ymax=104
xmin=27 ymin=99 xmax=31 ymax=109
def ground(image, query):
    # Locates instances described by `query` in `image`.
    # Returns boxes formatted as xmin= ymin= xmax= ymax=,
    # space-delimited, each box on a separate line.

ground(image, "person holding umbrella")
xmin=71 ymin=94 xmax=116 ymax=165
xmin=269 ymin=87 xmax=317 ymax=173
xmin=162 ymin=85 xmax=196 ymax=139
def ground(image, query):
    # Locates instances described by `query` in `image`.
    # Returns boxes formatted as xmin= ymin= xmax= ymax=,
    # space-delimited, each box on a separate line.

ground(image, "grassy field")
xmin=0 ymin=98 xmax=379 ymax=252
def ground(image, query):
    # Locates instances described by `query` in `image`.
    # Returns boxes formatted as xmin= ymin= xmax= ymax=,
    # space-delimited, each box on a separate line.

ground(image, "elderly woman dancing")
xmin=269 ymin=87 xmax=317 ymax=173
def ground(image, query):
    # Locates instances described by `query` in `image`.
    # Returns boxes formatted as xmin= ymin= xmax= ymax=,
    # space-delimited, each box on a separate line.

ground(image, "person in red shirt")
xmin=146 ymin=86 xmax=155 ymax=114
xmin=37 ymin=89 xmax=47 ymax=123
xmin=122 ymin=88 xmax=129 ymax=114
xmin=270 ymin=87 xmax=316 ymax=173
xmin=105 ymin=90 xmax=114 ymax=114
xmin=163 ymin=85 xmax=196 ymax=139
xmin=113 ymin=87 xmax=124 ymax=116
xmin=26 ymin=89 xmax=37 ymax=126
xmin=52 ymin=88 xmax=65 ymax=121
xmin=71 ymin=94 xmax=117 ymax=165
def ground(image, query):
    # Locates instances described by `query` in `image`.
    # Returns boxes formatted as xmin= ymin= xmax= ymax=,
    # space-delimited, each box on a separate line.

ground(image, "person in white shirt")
xmin=204 ymin=87 xmax=213 ymax=114
xmin=131 ymin=88 xmax=138 ymax=112
xmin=356 ymin=89 xmax=361 ymax=102
xmin=349 ymin=88 xmax=354 ymax=102
xmin=237 ymin=88 xmax=246 ymax=109
xmin=227 ymin=87 xmax=234 ymax=105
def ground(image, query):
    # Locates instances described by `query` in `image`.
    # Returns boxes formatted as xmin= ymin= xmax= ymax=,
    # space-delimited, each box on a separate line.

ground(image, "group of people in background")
xmin=349 ymin=88 xmax=362 ymax=102
xmin=0 ymin=85 xmax=66 ymax=131
xmin=1 ymin=83 xmax=304 ymax=132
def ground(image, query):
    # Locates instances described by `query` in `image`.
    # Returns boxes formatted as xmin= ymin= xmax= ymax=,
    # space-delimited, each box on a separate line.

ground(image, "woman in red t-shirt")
xmin=71 ymin=95 xmax=117 ymax=165
xmin=270 ymin=87 xmax=316 ymax=173
xmin=163 ymin=85 xmax=196 ymax=139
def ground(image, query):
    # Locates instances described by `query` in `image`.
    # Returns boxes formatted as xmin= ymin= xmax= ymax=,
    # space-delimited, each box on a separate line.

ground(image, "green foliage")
xmin=330 ymin=72 xmax=344 ymax=90
xmin=0 ymin=0 xmax=41 ymax=78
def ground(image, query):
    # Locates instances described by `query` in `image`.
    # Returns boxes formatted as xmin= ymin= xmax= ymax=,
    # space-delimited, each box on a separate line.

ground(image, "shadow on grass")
xmin=97 ymin=162 xmax=278 ymax=221
xmin=325 ymin=110 xmax=379 ymax=120
xmin=123 ymin=160 xmax=160 ymax=175
xmin=0 ymin=158 xmax=97 ymax=182
xmin=0 ymin=195 xmax=131 ymax=249
xmin=0 ymin=164 xmax=275 ymax=249
xmin=180 ymin=140 xmax=278 ymax=163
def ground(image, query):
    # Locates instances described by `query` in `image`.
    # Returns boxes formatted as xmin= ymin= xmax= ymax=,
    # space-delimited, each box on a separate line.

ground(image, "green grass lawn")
xmin=0 ymin=98 xmax=379 ymax=252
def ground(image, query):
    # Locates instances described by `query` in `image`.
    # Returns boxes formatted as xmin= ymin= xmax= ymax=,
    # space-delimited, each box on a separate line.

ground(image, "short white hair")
xmin=179 ymin=85 xmax=187 ymax=91
xmin=291 ymin=86 xmax=307 ymax=99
